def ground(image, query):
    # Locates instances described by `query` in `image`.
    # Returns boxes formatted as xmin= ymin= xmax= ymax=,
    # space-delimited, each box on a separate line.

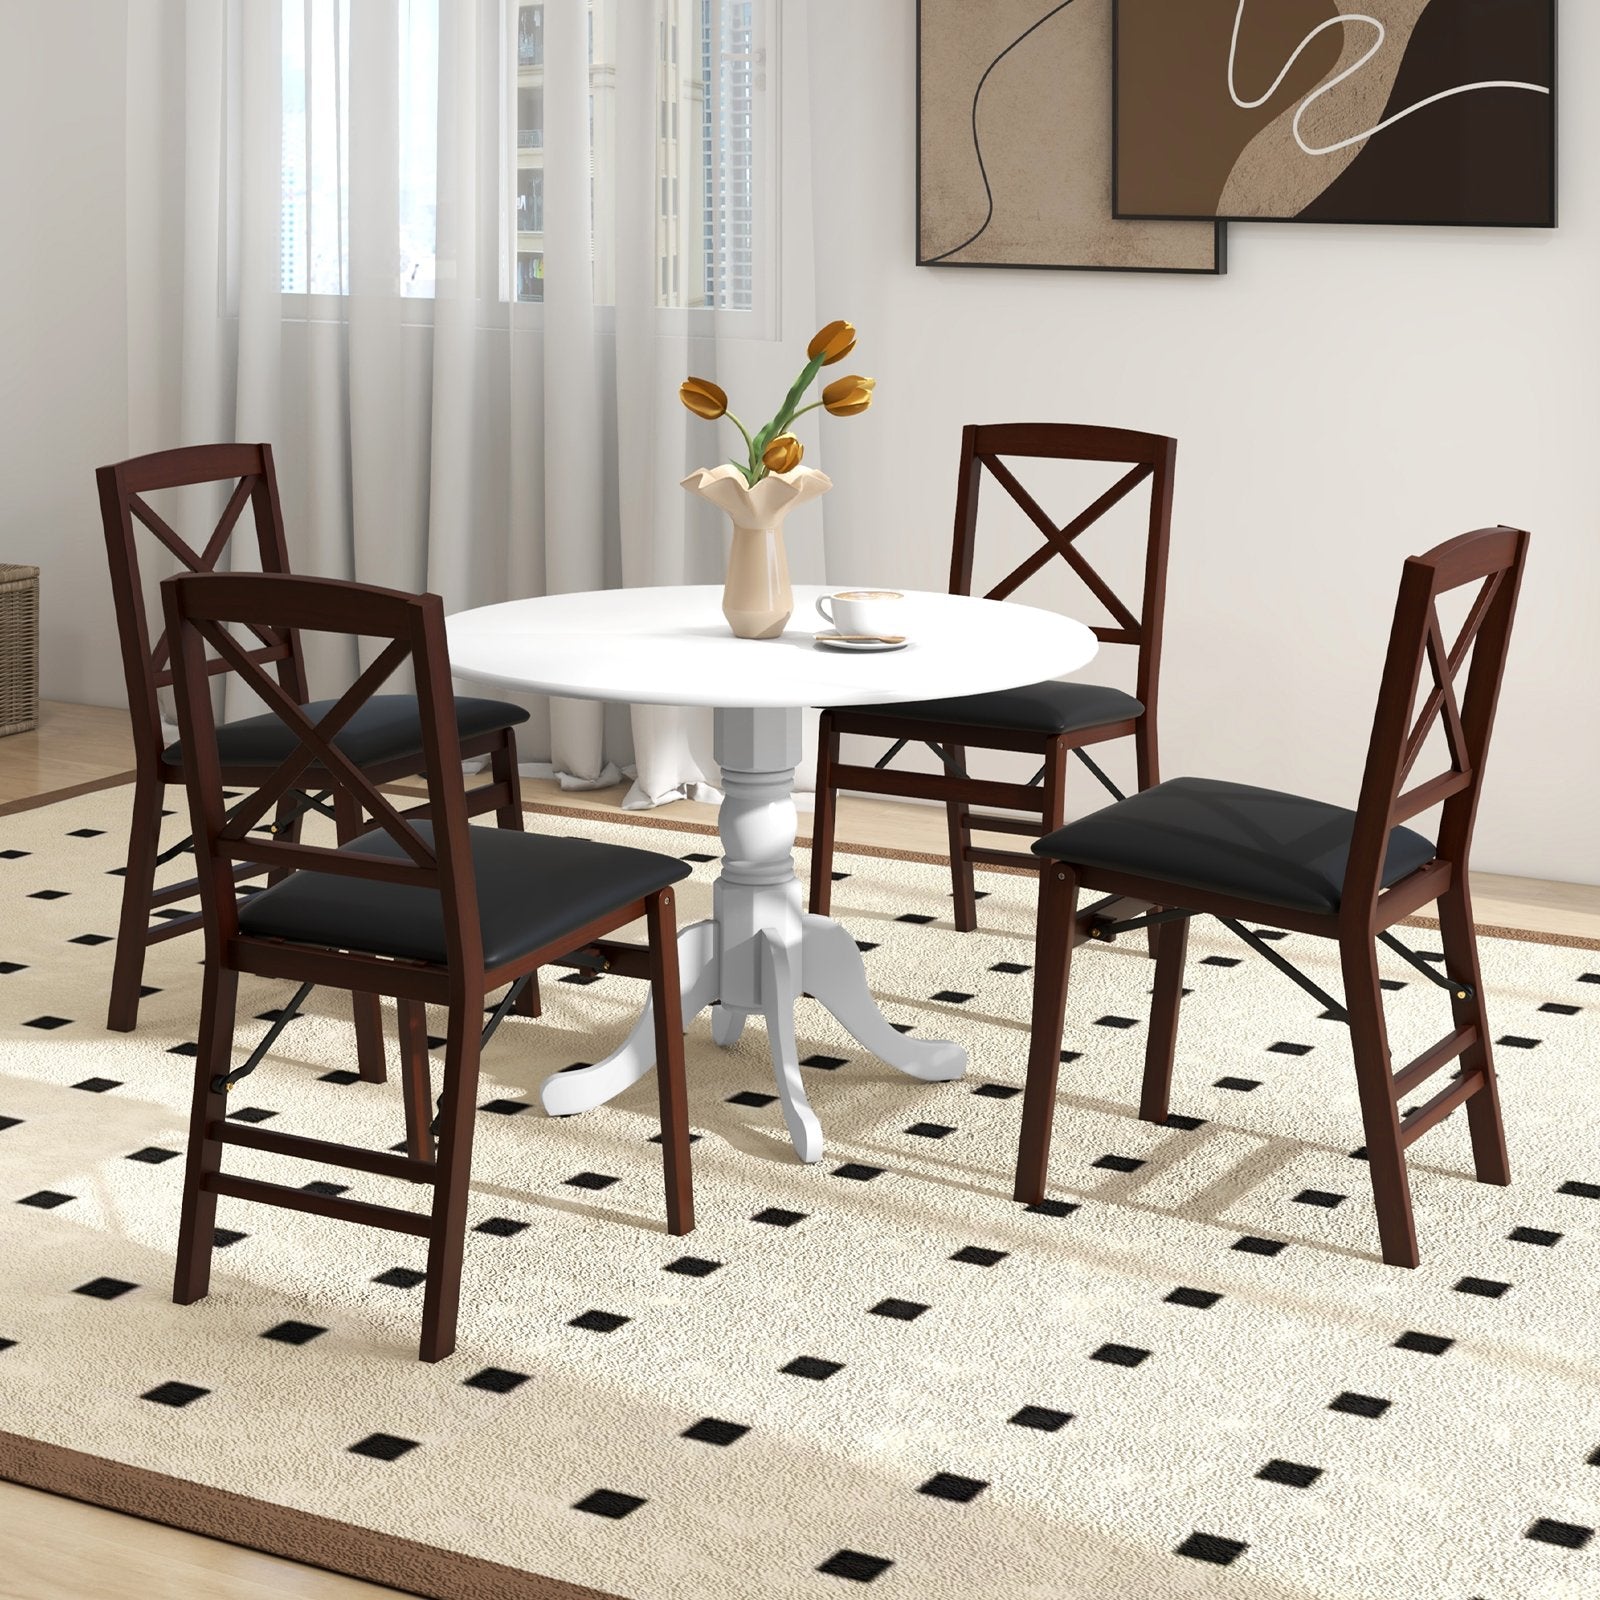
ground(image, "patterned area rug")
xmin=1 ymin=782 xmax=1598 ymax=1600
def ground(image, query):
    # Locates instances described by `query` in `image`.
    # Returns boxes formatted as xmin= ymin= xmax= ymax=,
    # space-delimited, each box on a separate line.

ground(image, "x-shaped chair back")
xmin=948 ymin=423 xmax=1177 ymax=715
xmin=1344 ymin=526 xmax=1530 ymax=922
xmin=98 ymin=444 xmax=309 ymax=769
xmin=161 ymin=571 xmax=483 ymax=979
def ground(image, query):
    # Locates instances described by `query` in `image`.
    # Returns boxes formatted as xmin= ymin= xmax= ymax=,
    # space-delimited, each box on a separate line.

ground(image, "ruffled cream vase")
xmin=682 ymin=463 xmax=833 ymax=639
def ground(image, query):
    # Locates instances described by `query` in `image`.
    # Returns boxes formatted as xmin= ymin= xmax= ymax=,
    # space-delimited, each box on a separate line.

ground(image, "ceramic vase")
xmin=682 ymin=463 xmax=833 ymax=639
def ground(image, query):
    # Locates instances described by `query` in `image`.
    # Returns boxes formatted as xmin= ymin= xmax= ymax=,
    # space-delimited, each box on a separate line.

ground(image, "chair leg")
xmin=419 ymin=993 xmax=485 ymax=1363
xmin=1339 ymin=934 xmax=1420 ymax=1268
xmin=107 ymin=773 xmax=163 ymax=1032
xmin=647 ymin=888 xmax=694 ymax=1235
xmin=1436 ymin=880 xmax=1511 ymax=1186
xmin=808 ymin=714 xmax=840 ymax=916
xmin=332 ymin=788 xmax=388 ymax=1084
xmin=1013 ymin=865 xmax=1079 ymax=1204
xmin=1140 ymin=915 xmax=1189 ymax=1123
xmin=1131 ymin=716 xmax=1162 ymax=959
xmin=173 ymin=965 xmax=239 ymax=1305
xmin=398 ymin=1000 xmax=435 ymax=1163
xmin=946 ymin=743 xmax=978 ymax=933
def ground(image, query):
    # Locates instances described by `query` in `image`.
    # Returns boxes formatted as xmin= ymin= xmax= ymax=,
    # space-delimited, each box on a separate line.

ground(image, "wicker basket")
xmin=0 ymin=564 xmax=40 ymax=737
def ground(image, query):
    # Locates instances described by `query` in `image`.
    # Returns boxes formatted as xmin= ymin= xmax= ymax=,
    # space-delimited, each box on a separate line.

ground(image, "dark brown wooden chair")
xmin=162 ymin=570 xmax=695 ymax=1361
xmin=810 ymin=423 xmax=1176 ymax=931
xmin=1016 ymin=527 xmax=1529 ymax=1267
xmin=99 ymin=443 xmax=533 ymax=1081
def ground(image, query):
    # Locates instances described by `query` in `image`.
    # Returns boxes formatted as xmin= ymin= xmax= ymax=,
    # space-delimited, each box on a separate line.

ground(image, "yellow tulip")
xmin=679 ymin=376 xmax=728 ymax=420
xmin=807 ymin=320 xmax=856 ymax=366
xmin=762 ymin=434 xmax=804 ymax=474
xmin=821 ymin=374 xmax=875 ymax=417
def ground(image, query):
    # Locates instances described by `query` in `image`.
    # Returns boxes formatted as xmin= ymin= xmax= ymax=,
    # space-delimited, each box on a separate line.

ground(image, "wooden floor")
xmin=3 ymin=699 xmax=1597 ymax=1600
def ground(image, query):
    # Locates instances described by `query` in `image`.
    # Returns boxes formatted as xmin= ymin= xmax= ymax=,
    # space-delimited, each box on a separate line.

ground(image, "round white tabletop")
xmin=445 ymin=585 xmax=1097 ymax=709
xmin=445 ymin=583 xmax=1100 ymax=1166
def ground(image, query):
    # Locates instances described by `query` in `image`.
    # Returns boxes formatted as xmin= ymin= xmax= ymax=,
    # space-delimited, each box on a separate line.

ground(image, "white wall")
xmin=804 ymin=1 xmax=1599 ymax=885
xmin=0 ymin=0 xmax=1593 ymax=881
xmin=0 ymin=0 xmax=131 ymax=706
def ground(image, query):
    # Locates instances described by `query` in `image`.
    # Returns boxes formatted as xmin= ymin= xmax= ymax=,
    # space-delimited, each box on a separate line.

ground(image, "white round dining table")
xmin=446 ymin=585 xmax=1098 ymax=1163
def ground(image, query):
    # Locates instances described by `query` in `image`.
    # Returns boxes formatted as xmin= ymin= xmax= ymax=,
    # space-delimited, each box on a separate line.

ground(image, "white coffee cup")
xmin=816 ymin=589 xmax=904 ymax=639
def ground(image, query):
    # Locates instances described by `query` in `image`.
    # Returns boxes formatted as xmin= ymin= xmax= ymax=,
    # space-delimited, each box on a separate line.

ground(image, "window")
xmin=282 ymin=0 xmax=776 ymax=322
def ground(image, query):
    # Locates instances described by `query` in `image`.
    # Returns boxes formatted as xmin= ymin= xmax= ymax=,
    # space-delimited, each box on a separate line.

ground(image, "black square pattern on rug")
xmin=1094 ymin=1015 xmax=1138 ymax=1029
xmin=1025 ymin=1198 xmax=1079 ymax=1218
xmin=973 ymin=1083 xmax=1020 ymax=1100
xmin=1093 ymin=1154 xmax=1145 ymax=1174
xmin=853 ymin=941 xmax=879 ymax=954
xmin=1166 ymin=1286 xmax=1222 ymax=1309
xmin=1540 ymin=1002 xmax=1581 ymax=1015
xmin=1234 ymin=1236 xmax=1287 ymax=1257
xmin=27 ymin=890 xmax=69 ymax=901
xmin=832 ymin=1163 xmax=883 ymax=1181
xmin=0 ymin=962 xmax=27 ymax=974
xmin=951 ymin=1246 xmax=1008 ymax=1268
xmin=1525 ymin=1519 xmax=1593 ymax=1549
xmin=1091 ymin=1343 xmax=1150 ymax=1368
xmin=990 ymin=961 xmax=1030 ymax=974
xmin=0 ymin=1338 xmax=15 ymax=1353
xmin=1200 ymin=955 xmax=1242 ymax=967
xmin=474 ymin=1217 xmax=529 ymax=1237
xmin=262 ymin=1320 xmax=326 ymax=1346
xmin=682 ymin=1417 xmax=749 ymax=1446
xmin=68 ymin=934 xmax=112 ymax=946
xmin=782 ymin=1356 xmax=843 ymax=1381
xmin=0 ymin=1117 xmax=23 ymax=1133
xmin=1214 ymin=1076 xmax=1260 ymax=1092
xmin=24 ymin=1016 xmax=70 ymax=1031
xmin=1497 ymin=1035 xmax=1541 ymax=1049
xmin=1175 ymin=1532 xmax=1247 ymax=1566
xmin=1257 ymin=1460 xmax=1322 ymax=1488
xmin=0 ymin=849 xmax=28 ymax=859
xmin=479 ymin=1098 xmax=531 ymax=1116
xmin=564 ymin=1171 xmax=619 ymax=1190
xmin=1009 ymin=1405 xmax=1072 ymax=1432
xmin=918 ymin=1472 xmax=987 ymax=1503
xmin=142 ymin=1381 xmax=209 ymax=1408
xmin=1455 ymin=1277 xmax=1511 ymax=1299
xmin=226 ymin=1107 xmax=276 ymax=1123
xmin=301 ymin=1180 xmax=348 ymax=1197
xmin=817 ymin=1549 xmax=893 ymax=1583
xmin=20 ymin=1191 xmax=73 ymax=1209
xmin=464 ymin=1367 xmax=530 ymax=1394
xmin=753 ymin=1208 xmax=807 ymax=1227
xmin=573 ymin=1489 xmax=645 ymax=1519
xmin=896 ymin=913 xmax=937 ymax=925
xmin=67 ymin=828 xmax=105 ymax=838
xmin=319 ymin=1070 xmax=361 ymax=1086
xmin=569 ymin=1310 xmax=631 ymax=1333
xmin=906 ymin=1122 xmax=955 ymax=1140
xmin=372 ymin=1267 xmax=426 ymax=1289
xmin=213 ymin=1228 xmax=247 ymax=1248
xmin=1294 ymin=1189 xmax=1346 ymax=1209
xmin=126 ymin=1146 xmax=180 ymax=1164
xmin=1330 ymin=1392 xmax=1391 ymax=1419
xmin=1394 ymin=1331 xmax=1453 ymax=1356
xmin=168 ymin=1042 xmax=198 ymax=1057
xmin=931 ymin=990 xmax=974 ymax=1005
xmin=1558 ymin=1180 xmax=1600 ymax=1200
xmin=870 ymin=1298 xmax=929 ymax=1322
xmin=1165 ymin=1113 xmax=1207 ymax=1131
xmin=1267 ymin=1041 xmax=1313 ymax=1056
xmin=664 ymin=1256 xmax=722 ymax=1278
xmin=802 ymin=1053 xmax=849 ymax=1070
xmin=74 ymin=1277 xmax=137 ymax=1300
xmin=1509 ymin=1226 xmax=1562 ymax=1247
xmin=726 ymin=1090 xmax=777 ymax=1108
xmin=349 ymin=1433 xmax=420 ymax=1462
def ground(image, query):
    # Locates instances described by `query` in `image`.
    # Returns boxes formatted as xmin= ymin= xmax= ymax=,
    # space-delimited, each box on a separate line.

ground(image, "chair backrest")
xmin=948 ymin=423 xmax=1177 ymax=718
xmin=1344 ymin=526 xmax=1530 ymax=916
xmin=161 ymin=571 xmax=482 ymax=974
xmin=98 ymin=444 xmax=308 ymax=765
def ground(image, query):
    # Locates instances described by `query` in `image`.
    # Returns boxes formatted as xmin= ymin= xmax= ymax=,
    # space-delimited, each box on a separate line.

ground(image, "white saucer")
xmin=813 ymin=632 xmax=909 ymax=653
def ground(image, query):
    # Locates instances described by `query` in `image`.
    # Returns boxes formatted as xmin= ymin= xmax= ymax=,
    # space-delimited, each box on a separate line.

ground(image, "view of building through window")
xmin=282 ymin=0 xmax=764 ymax=312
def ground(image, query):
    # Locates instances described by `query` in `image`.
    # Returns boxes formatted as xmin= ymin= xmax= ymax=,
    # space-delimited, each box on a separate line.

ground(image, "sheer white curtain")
xmin=129 ymin=0 xmax=825 ymax=804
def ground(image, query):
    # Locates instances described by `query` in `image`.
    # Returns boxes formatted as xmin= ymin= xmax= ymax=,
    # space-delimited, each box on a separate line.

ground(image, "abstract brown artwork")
xmin=917 ymin=0 xmax=1223 ymax=273
xmin=1113 ymin=0 xmax=1556 ymax=227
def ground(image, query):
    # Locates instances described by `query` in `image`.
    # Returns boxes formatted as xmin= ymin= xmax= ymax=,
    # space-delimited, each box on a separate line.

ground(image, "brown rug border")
xmin=0 ymin=1431 xmax=621 ymax=1600
xmin=2 ymin=770 xmax=1596 ymax=1596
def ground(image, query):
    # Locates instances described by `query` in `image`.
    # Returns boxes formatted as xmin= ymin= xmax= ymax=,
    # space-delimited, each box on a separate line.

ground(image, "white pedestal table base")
xmin=538 ymin=706 xmax=967 ymax=1162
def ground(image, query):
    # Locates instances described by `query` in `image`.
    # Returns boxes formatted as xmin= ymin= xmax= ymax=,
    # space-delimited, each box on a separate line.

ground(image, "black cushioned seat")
xmin=163 ymin=694 xmax=528 ymax=770
xmin=1033 ymin=776 xmax=1436 ymax=915
xmin=240 ymin=823 xmax=692 ymax=968
xmin=851 ymin=680 xmax=1142 ymax=736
